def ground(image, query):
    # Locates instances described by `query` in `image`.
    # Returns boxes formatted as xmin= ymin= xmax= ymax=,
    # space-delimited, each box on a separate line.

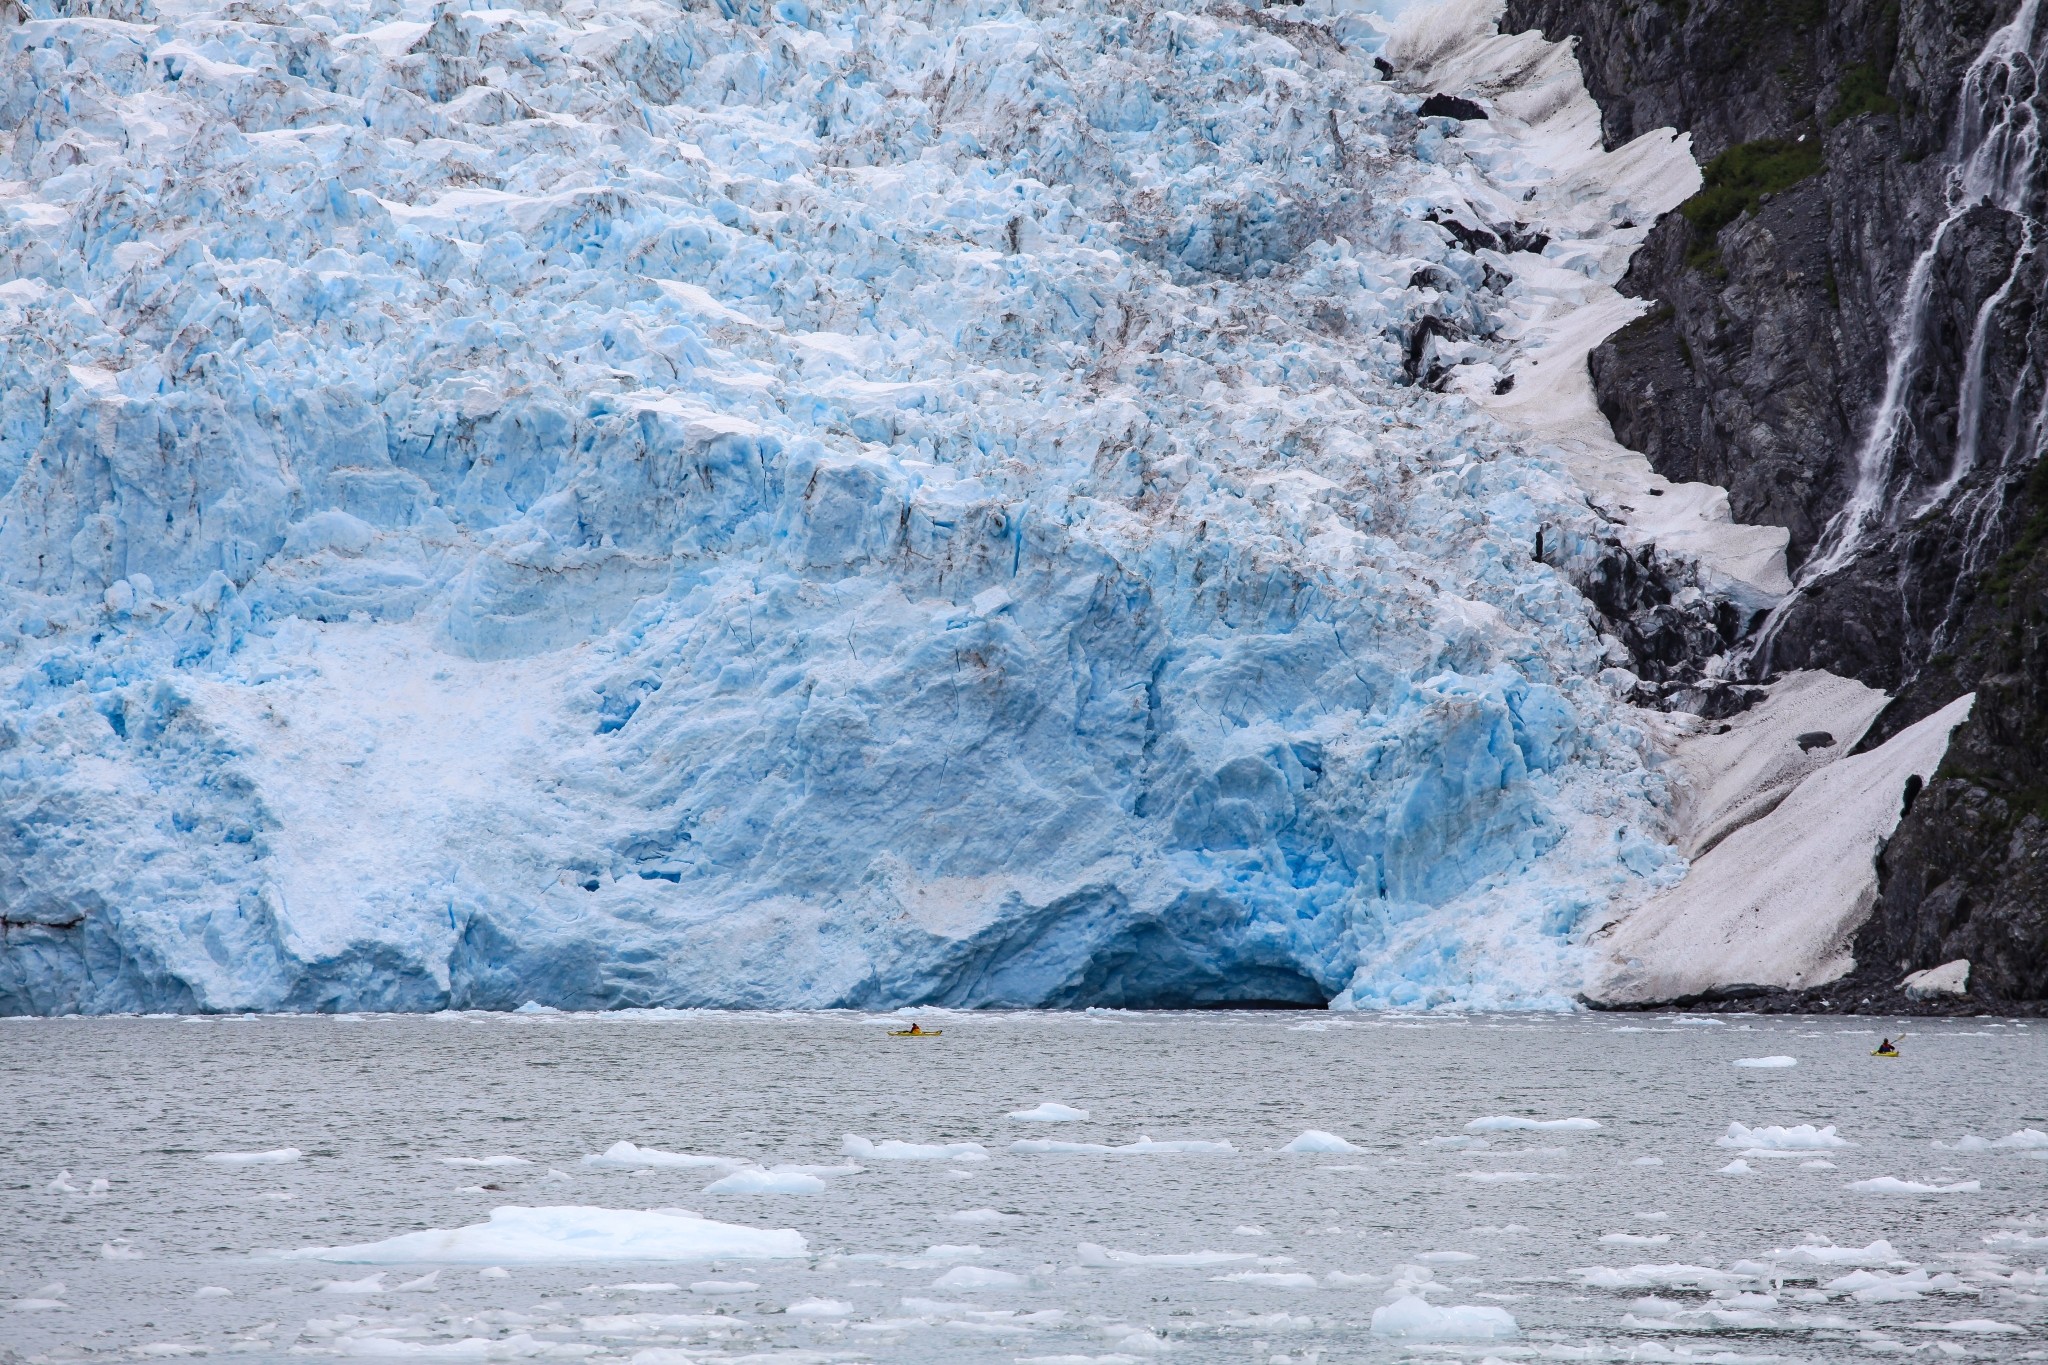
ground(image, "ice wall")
xmin=0 ymin=0 xmax=1690 ymax=1013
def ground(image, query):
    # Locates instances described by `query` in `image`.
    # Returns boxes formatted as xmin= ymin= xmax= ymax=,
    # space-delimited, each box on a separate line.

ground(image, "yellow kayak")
xmin=1872 ymin=1049 xmax=1900 ymax=1058
xmin=888 ymin=1028 xmax=942 ymax=1037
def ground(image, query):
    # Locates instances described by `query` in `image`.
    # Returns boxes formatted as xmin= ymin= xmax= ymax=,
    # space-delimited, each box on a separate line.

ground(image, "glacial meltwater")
xmin=4 ymin=1010 xmax=2046 ymax=1363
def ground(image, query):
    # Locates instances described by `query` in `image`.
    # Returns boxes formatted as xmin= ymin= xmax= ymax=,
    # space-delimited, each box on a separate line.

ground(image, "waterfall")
xmin=1747 ymin=0 xmax=2046 ymax=671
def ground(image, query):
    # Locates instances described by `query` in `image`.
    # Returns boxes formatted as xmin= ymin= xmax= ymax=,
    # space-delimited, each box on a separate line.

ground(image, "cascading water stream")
xmin=1746 ymin=0 xmax=2046 ymax=672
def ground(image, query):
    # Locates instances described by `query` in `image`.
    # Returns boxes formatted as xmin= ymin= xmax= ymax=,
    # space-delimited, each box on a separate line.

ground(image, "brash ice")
xmin=1 ymin=0 xmax=1711 ymax=1013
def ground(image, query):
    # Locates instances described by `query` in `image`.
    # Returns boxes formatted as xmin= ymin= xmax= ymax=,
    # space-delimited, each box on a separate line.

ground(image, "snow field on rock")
xmin=0 ymin=0 xmax=1701 ymax=1013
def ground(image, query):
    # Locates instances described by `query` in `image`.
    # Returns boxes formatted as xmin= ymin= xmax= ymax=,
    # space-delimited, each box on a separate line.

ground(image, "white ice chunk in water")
xmin=842 ymin=1135 xmax=990 ymax=1162
xmin=1908 ymin=1319 xmax=2025 ymax=1333
xmin=1600 ymin=1233 xmax=1671 ymax=1245
xmin=1719 ymin=1159 xmax=1754 ymax=1174
xmin=1416 ymin=1251 xmax=1478 ymax=1262
xmin=194 ymin=1287 xmax=231 ymax=1299
xmin=281 ymin=1206 xmax=807 ymax=1263
xmin=1800 ymin=1158 xmax=1837 ymax=1169
xmin=787 ymin=1298 xmax=854 ymax=1318
xmin=1935 ymin=1129 xmax=2048 ymax=1151
xmin=1849 ymin=1176 xmax=1982 ymax=1194
xmin=203 ymin=1148 xmax=301 ymax=1165
xmin=478 ymin=1266 xmax=510 ymax=1279
xmin=1212 ymin=1270 xmax=1317 ymax=1288
xmin=1011 ymin=1139 xmax=1115 ymax=1155
xmin=319 ymin=1273 xmax=386 ymax=1293
xmin=1114 ymin=1135 xmax=1235 ymax=1154
xmin=701 ymin=1167 xmax=828 ymax=1195
xmin=1370 ymin=1295 xmax=1518 ymax=1341
xmin=1078 ymin=1243 xmax=1256 ymax=1267
xmin=1233 ymin=1226 xmax=1269 ymax=1237
xmin=932 ymin=1266 xmax=1024 ymax=1290
xmin=945 ymin=1208 xmax=1017 ymax=1224
xmin=45 ymin=1170 xmax=81 ymax=1194
xmin=1767 ymin=1240 xmax=1904 ymax=1267
xmin=1465 ymin=1116 xmax=1599 ymax=1132
xmin=439 ymin=1155 xmax=532 ymax=1168
xmin=1009 ymin=1103 xmax=1089 ymax=1122
xmin=1733 ymin=1056 xmax=1797 ymax=1068
xmin=1718 ymin=1123 xmax=1851 ymax=1150
xmin=100 ymin=1240 xmax=144 ymax=1260
xmin=689 ymin=1279 xmax=760 ymax=1294
xmin=582 ymin=1142 xmax=737 ymax=1171
xmin=1278 ymin=1130 xmax=1362 ymax=1154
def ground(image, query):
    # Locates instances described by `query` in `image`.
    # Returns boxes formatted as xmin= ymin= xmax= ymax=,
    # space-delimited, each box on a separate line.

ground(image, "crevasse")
xmin=0 ymin=0 xmax=1692 ymax=1014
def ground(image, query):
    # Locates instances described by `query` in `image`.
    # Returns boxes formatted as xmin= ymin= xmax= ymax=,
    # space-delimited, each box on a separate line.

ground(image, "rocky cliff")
xmin=1503 ymin=0 xmax=2048 ymax=1004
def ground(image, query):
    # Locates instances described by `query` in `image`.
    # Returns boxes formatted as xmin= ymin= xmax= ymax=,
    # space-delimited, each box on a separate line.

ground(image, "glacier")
xmin=0 ymin=0 xmax=1714 ymax=1014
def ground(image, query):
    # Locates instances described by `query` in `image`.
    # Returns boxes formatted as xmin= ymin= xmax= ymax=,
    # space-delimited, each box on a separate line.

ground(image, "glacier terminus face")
xmin=0 ymin=0 xmax=1697 ymax=1014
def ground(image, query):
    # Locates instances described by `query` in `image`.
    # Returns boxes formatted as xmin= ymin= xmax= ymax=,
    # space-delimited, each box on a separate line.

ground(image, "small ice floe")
xmin=1010 ymin=1135 xmax=1233 ymax=1155
xmin=1458 ymin=1171 xmax=1564 ymax=1183
xmin=1211 ymin=1270 xmax=1316 ymax=1289
xmin=319 ymin=1273 xmax=387 ymax=1293
xmin=1718 ymin=1123 xmax=1850 ymax=1150
xmin=1909 ymin=1318 xmax=2026 ymax=1333
xmin=1622 ymin=1297 xmax=1780 ymax=1330
xmin=392 ymin=1271 xmax=439 ymax=1292
xmin=1632 ymin=1156 xmax=1665 ymax=1166
xmin=702 ymin=1167 xmax=828 ymax=1195
xmin=1077 ymin=1243 xmax=1256 ymax=1267
xmin=787 ymin=1297 xmax=854 ymax=1318
xmin=1466 ymin=1116 xmax=1599 ymax=1132
xmin=1600 ymin=1233 xmax=1671 ymax=1246
xmin=513 ymin=1001 xmax=559 ymax=1014
xmin=1233 ymin=1225 xmax=1268 ymax=1237
xmin=842 ymin=1135 xmax=990 ymax=1162
xmin=1278 ymin=1130 xmax=1361 ymax=1154
xmin=933 ymin=1266 xmax=1024 ymax=1290
xmin=1719 ymin=1159 xmax=1755 ymax=1174
xmin=438 ymin=1155 xmax=532 ymax=1168
xmin=1934 ymin=1129 xmax=2048 ymax=1152
xmin=1370 ymin=1295 xmax=1518 ymax=1341
xmin=280 ymin=1205 xmax=808 ymax=1263
xmin=1849 ymin=1176 xmax=1982 ymax=1194
xmin=479 ymin=1267 xmax=507 ymax=1280
xmin=1576 ymin=1264 xmax=1754 ymax=1293
xmin=1800 ymin=1159 xmax=1837 ymax=1169
xmin=582 ymin=1141 xmax=736 ymax=1171
xmin=1733 ymin=1056 xmax=1798 ymax=1068
xmin=1826 ymin=1268 xmax=1963 ymax=1302
xmin=602 ymin=1282 xmax=682 ymax=1293
xmin=100 ymin=1239 xmax=145 ymax=1260
xmin=8 ymin=1283 xmax=67 ymax=1312
xmin=538 ymin=1169 xmax=574 ymax=1186
xmin=1416 ymin=1251 xmax=1478 ymax=1263
xmin=945 ymin=1208 xmax=1017 ymax=1224
xmin=203 ymin=1148 xmax=302 ymax=1165
xmin=689 ymin=1279 xmax=760 ymax=1294
xmin=1118 ymin=1135 xmax=1234 ymax=1154
xmin=1009 ymin=1103 xmax=1089 ymax=1122
xmin=194 ymin=1287 xmax=231 ymax=1299
xmin=44 ymin=1170 xmax=81 ymax=1194
xmin=1767 ymin=1239 xmax=1904 ymax=1268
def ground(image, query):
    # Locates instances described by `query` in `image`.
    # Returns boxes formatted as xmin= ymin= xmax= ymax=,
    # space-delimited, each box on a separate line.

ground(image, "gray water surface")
xmin=4 ymin=1009 xmax=2046 ymax=1363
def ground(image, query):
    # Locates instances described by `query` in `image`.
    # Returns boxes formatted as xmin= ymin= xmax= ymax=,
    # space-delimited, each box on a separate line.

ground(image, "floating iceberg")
xmin=280 ymin=1205 xmax=806 ymax=1263
xmin=1718 ymin=1123 xmax=1851 ymax=1151
xmin=1278 ymin=1130 xmax=1364 ymax=1154
xmin=1465 ymin=1116 xmax=1600 ymax=1132
xmin=1009 ymin=1103 xmax=1090 ymax=1123
xmin=841 ymin=1135 xmax=990 ymax=1163
xmin=202 ymin=1149 xmax=301 ymax=1166
xmin=581 ymin=1143 xmax=735 ymax=1172
xmin=700 ymin=1167 xmax=827 ymax=1195
xmin=1370 ymin=1295 xmax=1518 ymax=1341
xmin=0 ymin=0 xmax=1704 ymax=1015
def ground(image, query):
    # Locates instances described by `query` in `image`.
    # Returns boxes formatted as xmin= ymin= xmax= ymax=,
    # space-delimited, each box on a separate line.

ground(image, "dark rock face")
xmin=1503 ymin=0 xmax=2048 ymax=1002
